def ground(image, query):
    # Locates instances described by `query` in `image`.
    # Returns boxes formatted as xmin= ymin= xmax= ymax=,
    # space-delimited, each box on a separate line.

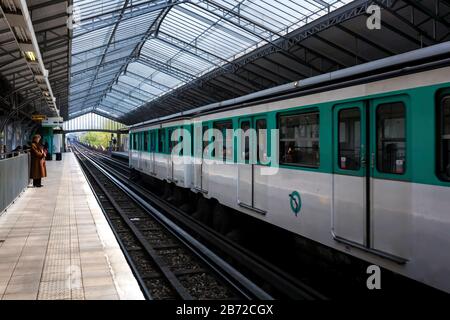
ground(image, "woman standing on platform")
xmin=30 ymin=134 xmax=47 ymax=188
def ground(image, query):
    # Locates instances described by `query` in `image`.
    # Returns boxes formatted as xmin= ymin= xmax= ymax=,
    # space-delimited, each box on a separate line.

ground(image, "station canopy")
xmin=69 ymin=0 xmax=353 ymax=120
xmin=68 ymin=0 xmax=450 ymax=125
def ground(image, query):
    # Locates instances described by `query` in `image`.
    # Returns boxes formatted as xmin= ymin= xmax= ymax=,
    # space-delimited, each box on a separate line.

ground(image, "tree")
xmin=80 ymin=132 xmax=111 ymax=149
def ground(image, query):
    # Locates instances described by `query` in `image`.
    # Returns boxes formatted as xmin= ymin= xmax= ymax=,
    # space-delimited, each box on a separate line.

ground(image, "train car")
xmin=130 ymin=119 xmax=194 ymax=189
xmin=129 ymin=43 xmax=450 ymax=293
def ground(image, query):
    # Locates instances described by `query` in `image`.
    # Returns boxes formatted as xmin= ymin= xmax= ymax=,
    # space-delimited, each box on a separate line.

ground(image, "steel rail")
xmin=74 ymin=144 xmax=272 ymax=300
xmin=76 ymin=143 xmax=326 ymax=299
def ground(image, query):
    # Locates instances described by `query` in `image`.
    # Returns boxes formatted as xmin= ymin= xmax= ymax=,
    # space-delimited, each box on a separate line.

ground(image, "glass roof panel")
xmin=69 ymin=0 xmax=354 ymax=119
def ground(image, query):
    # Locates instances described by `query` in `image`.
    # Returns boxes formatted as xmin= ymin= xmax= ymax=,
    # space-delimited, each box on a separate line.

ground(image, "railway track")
xmin=73 ymin=145 xmax=273 ymax=300
xmin=74 ymin=143 xmax=326 ymax=300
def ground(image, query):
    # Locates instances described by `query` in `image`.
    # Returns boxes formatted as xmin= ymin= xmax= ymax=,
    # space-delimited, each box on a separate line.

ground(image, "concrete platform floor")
xmin=0 ymin=152 xmax=144 ymax=300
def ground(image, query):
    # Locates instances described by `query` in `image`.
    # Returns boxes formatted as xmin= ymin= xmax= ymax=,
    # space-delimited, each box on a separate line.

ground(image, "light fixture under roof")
xmin=24 ymin=50 xmax=36 ymax=62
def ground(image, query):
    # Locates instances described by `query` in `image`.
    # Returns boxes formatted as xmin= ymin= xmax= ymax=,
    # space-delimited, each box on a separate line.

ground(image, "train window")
xmin=279 ymin=112 xmax=320 ymax=167
xmin=202 ymin=125 xmax=209 ymax=157
xmin=168 ymin=128 xmax=178 ymax=153
xmin=338 ymin=108 xmax=361 ymax=170
xmin=438 ymin=96 xmax=450 ymax=180
xmin=150 ymin=131 xmax=156 ymax=152
xmin=376 ymin=102 xmax=406 ymax=174
xmin=214 ymin=121 xmax=233 ymax=161
xmin=179 ymin=129 xmax=184 ymax=156
xmin=133 ymin=133 xmax=138 ymax=151
xmin=158 ymin=129 xmax=165 ymax=153
xmin=241 ymin=120 xmax=251 ymax=161
xmin=143 ymin=132 xmax=149 ymax=152
xmin=139 ymin=132 xmax=143 ymax=151
xmin=256 ymin=119 xmax=267 ymax=163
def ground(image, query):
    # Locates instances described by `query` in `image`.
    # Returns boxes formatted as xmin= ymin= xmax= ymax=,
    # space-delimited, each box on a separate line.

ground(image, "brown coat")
xmin=30 ymin=142 xmax=47 ymax=179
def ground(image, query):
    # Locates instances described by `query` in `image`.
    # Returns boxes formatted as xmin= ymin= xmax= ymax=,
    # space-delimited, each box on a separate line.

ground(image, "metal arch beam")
xmin=67 ymin=109 xmax=94 ymax=119
xmin=115 ymin=80 xmax=157 ymax=95
xmin=174 ymin=4 xmax=259 ymax=44
xmin=95 ymin=106 xmax=129 ymax=117
xmin=138 ymin=54 xmax=196 ymax=82
xmin=110 ymin=88 xmax=147 ymax=103
xmin=64 ymin=110 xmax=126 ymax=126
xmin=70 ymin=56 xmax=130 ymax=80
xmin=188 ymin=0 xmax=352 ymax=70
xmin=70 ymin=45 xmax=134 ymax=69
xmin=70 ymin=84 xmax=113 ymax=103
xmin=101 ymin=95 xmax=140 ymax=109
xmin=192 ymin=0 xmax=288 ymax=40
xmin=70 ymin=69 xmax=120 ymax=88
xmin=155 ymin=31 xmax=279 ymax=89
xmin=79 ymin=0 xmax=133 ymax=110
xmin=99 ymin=101 xmax=139 ymax=114
xmin=155 ymin=31 xmax=223 ymax=66
xmin=151 ymin=0 xmax=366 ymax=97
xmin=82 ymin=0 xmax=401 ymax=125
xmin=123 ymin=70 xmax=171 ymax=91
xmin=72 ymin=31 xmax=149 ymax=60
xmin=90 ymin=2 xmax=177 ymax=112
xmin=70 ymin=0 xmax=182 ymax=40
xmin=114 ymin=83 xmax=157 ymax=102
xmin=37 ymin=1 xmax=178 ymax=41
xmin=68 ymin=104 xmax=129 ymax=117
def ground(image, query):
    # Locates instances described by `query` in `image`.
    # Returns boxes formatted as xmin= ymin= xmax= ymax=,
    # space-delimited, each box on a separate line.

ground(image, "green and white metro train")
xmin=129 ymin=42 xmax=450 ymax=293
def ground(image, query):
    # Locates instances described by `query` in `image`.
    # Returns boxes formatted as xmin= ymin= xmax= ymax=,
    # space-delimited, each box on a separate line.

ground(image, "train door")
xmin=333 ymin=97 xmax=410 ymax=261
xmin=237 ymin=116 xmax=267 ymax=215
xmin=149 ymin=130 xmax=156 ymax=175
xmin=143 ymin=131 xmax=149 ymax=171
xmin=193 ymin=123 xmax=209 ymax=193
xmin=138 ymin=132 xmax=144 ymax=170
xmin=332 ymin=102 xmax=367 ymax=246
xmin=167 ymin=127 xmax=176 ymax=182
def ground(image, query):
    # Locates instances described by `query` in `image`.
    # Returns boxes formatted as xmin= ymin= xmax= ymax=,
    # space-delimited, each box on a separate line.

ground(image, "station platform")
xmin=0 ymin=153 xmax=144 ymax=300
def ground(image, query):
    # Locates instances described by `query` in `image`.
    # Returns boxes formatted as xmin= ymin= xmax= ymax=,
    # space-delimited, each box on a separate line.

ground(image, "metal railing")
xmin=0 ymin=151 xmax=30 ymax=214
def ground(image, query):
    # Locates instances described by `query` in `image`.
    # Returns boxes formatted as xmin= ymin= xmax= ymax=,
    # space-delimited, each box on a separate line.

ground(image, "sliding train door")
xmin=138 ymin=131 xmax=144 ymax=171
xmin=167 ymin=127 xmax=176 ymax=182
xmin=237 ymin=116 xmax=267 ymax=215
xmin=332 ymin=102 xmax=367 ymax=246
xmin=149 ymin=130 xmax=156 ymax=175
xmin=369 ymin=96 xmax=410 ymax=261
xmin=193 ymin=123 xmax=209 ymax=193
xmin=333 ymin=97 xmax=410 ymax=261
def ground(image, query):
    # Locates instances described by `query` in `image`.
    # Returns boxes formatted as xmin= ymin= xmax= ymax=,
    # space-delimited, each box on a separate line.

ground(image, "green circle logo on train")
xmin=289 ymin=191 xmax=302 ymax=217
